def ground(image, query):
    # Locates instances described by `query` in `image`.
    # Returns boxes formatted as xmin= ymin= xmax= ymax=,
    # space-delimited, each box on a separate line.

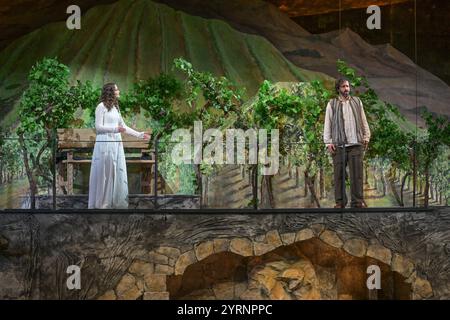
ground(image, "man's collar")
xmin=338 ymin=94 xmax=351 ymax=102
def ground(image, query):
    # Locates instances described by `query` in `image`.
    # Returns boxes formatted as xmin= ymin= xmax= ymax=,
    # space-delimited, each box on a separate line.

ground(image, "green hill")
xmin=0 ymin=0 xmax=332 ymax=128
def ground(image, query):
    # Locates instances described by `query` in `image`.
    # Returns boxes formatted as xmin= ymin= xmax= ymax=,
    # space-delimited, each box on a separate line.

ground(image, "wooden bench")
xmin=56 ymin=128 xmax=166 ymax=195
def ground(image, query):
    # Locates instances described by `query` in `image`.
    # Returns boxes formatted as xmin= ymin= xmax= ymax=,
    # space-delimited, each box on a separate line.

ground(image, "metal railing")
xmin=0 ymin=134 xmax=448 ymax=211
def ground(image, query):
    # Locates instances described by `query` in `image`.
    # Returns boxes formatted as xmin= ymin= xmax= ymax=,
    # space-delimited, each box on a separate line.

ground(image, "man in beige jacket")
xmin=323 ymin=79 xmax=371 ymax=208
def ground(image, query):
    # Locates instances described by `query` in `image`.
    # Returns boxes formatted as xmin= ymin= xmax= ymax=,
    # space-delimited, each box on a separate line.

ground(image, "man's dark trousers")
xmin=332 ymin=144 xmax=364 ymax=207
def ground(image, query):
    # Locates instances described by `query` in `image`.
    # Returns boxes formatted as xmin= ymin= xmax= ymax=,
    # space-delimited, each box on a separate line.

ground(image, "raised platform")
xmin=0 ymin=207 xmax=448 ymax=300
xmin=16 ymin=194 xmax=200 ymax=210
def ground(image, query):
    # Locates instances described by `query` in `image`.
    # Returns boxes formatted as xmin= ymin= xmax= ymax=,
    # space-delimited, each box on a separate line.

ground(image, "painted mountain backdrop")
xmin=0 ymin=0 xmax=331 ymax=127
xmin=155 ymin=0 xmax=450 ymax=123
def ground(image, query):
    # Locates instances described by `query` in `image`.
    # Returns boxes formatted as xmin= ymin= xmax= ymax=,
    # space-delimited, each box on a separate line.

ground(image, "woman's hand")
xmin=117 ymin=126 xmax=126 ymax=133
xmin=143 ymin=133 xmax=150 ymax=140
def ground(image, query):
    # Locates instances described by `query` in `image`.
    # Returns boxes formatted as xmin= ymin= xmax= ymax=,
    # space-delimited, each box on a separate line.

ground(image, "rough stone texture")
xmin=310 ymin=224 xmax=326 ymax=236
xmin=144 ymin=274 xmax=166 ymax=292
xmin=392 ymin=254 xmax=415 ymax=278
xmin=154 ymin=264 xmax=174 ymax=275
xmin=213 ymin=239 xmax=230 ymax=253
xmin=270 ymin=282 xmax=292 ymax=300
xmin=143 ymin=291 xmax=170 ymax=300
xmin=168 ymin=258 xmax=176 ymax=267
xmin=315 ymin=266 xmax=337 ymax=299
xmin=240 ymin=288 xmax=265 ymax=300
xmin=254 ymin=235 xmax=266 ymax=242
xmin=295 ymin=228 xmax=315 ymax=242
xmin=156 ymin=247 xmax=181 ymax=260
xmin=212 ymin=282 xmax=235 ymax=300
xmin=366 ymin=244 xmax=392 ymax=265
xmin=405 ymin=271 xmax=417 ymax=284
xmin=0 ymin=208 xmax=449 ymax=299
xmin=412 ymin=278 xmax=433 ymax=299
xmin=246 ymin=259 xmax=321 ymax=300
xmin=265 ymin=230 xmax=283 ymax=247
xmin=175 ymin=250 xmax=197 ymax=275
xmin=230 ymin=238 xmax=253 ymax=257
xmin=136 ymin=278 xmax=144 ymax=291
xmin=129 ymin=260 xmax=154 ymax=278
xmin=97 ymin=290 xmax=117 ymax=300
xmin=319 ymin=230 xmax=343 ymax=248
xmin=148 ymin=251 xmax=169 ymax=265
xmin=254 ymin=242 xmax=275 ymax=256
xmin=343 ymin=238 xmax=368 ymax=258
xmin=194 ymin=241 xmax=214 ymax=261
xmin=182 ymin=288 xmax=217 ymax=300
xmin=115 ymin=273 xmax=142 ymax=300
xmin=280 ymin=232 xmax=296 ymax=245
xmin=234 ymin=282 xmax=248 ymax=299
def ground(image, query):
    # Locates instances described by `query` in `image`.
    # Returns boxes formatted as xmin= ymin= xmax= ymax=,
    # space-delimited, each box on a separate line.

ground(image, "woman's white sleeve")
xmin=95 ymin=104 xmax=118 ymax=134
xmin=119 ymin=115 xmax=144 ymax=139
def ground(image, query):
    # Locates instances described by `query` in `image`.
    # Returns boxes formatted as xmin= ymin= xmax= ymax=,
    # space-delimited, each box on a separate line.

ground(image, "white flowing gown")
xmin=88 ymin=102 xmax=144 ymax=209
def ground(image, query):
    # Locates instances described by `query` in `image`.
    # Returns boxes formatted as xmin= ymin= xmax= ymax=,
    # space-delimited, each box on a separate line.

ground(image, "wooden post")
xmin=153 ymin=138 xmax=158 ymax=209
xmin=67 ymin=151 xmax=73 ymax=195
xmin=52 ymin=129 xmax=57 ymax=210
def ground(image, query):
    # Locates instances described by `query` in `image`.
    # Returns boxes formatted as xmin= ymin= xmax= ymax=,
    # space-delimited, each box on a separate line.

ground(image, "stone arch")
xmin=101 ymin=226 xmax=433 ymax=300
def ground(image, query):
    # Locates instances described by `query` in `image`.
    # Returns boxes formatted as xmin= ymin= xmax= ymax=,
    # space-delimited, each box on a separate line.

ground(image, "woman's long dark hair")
xmin=101 ymin=82 xmax=119 ymax=111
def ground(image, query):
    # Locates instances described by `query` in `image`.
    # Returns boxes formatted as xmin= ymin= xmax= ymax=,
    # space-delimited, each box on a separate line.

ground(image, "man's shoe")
xmin=353 ymin=202 xmax=368 ymax=208
xmin=334 ymin=203 xmax=345 ymax=208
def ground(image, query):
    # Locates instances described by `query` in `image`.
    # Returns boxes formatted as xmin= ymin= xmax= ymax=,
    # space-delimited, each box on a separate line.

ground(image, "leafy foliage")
xmin=122 ymin=73 xmax=188 ymax=137
xmin=337 ymin=59 xmax=449 ymax=206
xmin=3 ymin=56 xmax=448 ymax=208
xmin=16 ymin=57 xmax=104 ymax=208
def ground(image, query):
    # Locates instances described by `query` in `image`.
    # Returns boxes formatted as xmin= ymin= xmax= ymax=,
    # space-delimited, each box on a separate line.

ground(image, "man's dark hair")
xmin=335 ymin=78 xmax=350 ymax=93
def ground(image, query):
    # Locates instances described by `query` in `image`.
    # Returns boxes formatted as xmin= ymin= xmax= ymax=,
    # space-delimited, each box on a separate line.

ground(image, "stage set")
xmin=0 ymin=0 xmax=449 ymax=300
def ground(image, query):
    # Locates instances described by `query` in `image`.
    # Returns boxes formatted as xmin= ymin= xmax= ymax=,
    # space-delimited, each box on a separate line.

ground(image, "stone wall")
xmin=0 ymin=207 xmax=448 ymax=299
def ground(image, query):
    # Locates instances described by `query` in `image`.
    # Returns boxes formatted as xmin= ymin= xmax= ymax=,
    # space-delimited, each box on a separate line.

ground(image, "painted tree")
xmin=250 ymin=80 xmax=332 ymax=208
xmin=121 ymin=72 xmax=188 ymax=139
xmin=17 ymin=57 xmax=99 ymax=208
xmin=290 ymin=81 xmax=332 ymax=207
xmin=0 ymin=130 xmax=24 ymax=184
xmin=416 ymin=109 xmax=450 ymax=207
xmin=120 ymin=72 xmax=197 ymax=196
xmin=252 ymin=81 xmax=302 ymax=208
xmin=174 ymin=58 xmax=244 ymax=205
xmin=429 ymin=147 xmax=449 ymax=205
xmin=122 ymin=58 xmax=244 ymax=205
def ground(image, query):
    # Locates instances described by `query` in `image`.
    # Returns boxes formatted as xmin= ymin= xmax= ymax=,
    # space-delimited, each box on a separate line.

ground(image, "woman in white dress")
xmin=88 ymin=83 xmax=150 ymax=209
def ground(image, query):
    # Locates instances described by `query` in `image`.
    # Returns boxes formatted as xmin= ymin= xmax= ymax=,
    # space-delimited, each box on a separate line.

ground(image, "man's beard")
xmin=341 ymin=91 xmax=350 ymax=97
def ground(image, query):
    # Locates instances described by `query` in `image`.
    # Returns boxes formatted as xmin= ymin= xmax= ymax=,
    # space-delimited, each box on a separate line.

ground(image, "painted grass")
xmin=159 ymin=4 xmax=187 ymax=74
xmin=0 ymin=177 xmax=29 ymax=209
xmin=64 ymin=3 xmax=117 ymax=85
xmin=66 ymin=3 xmax=117 ymax=88
xmin=180 ymin=14 xmax=224 ymax=76
xmin=208 ymin=19 xmax=264 ymax=97
xmin=135 ymin=0 xmax=162 ymax=80
xmin=103 ymin=0 xmax=144 ymax=91
xmin=245 ymin=34 xmax=298 ymax=83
